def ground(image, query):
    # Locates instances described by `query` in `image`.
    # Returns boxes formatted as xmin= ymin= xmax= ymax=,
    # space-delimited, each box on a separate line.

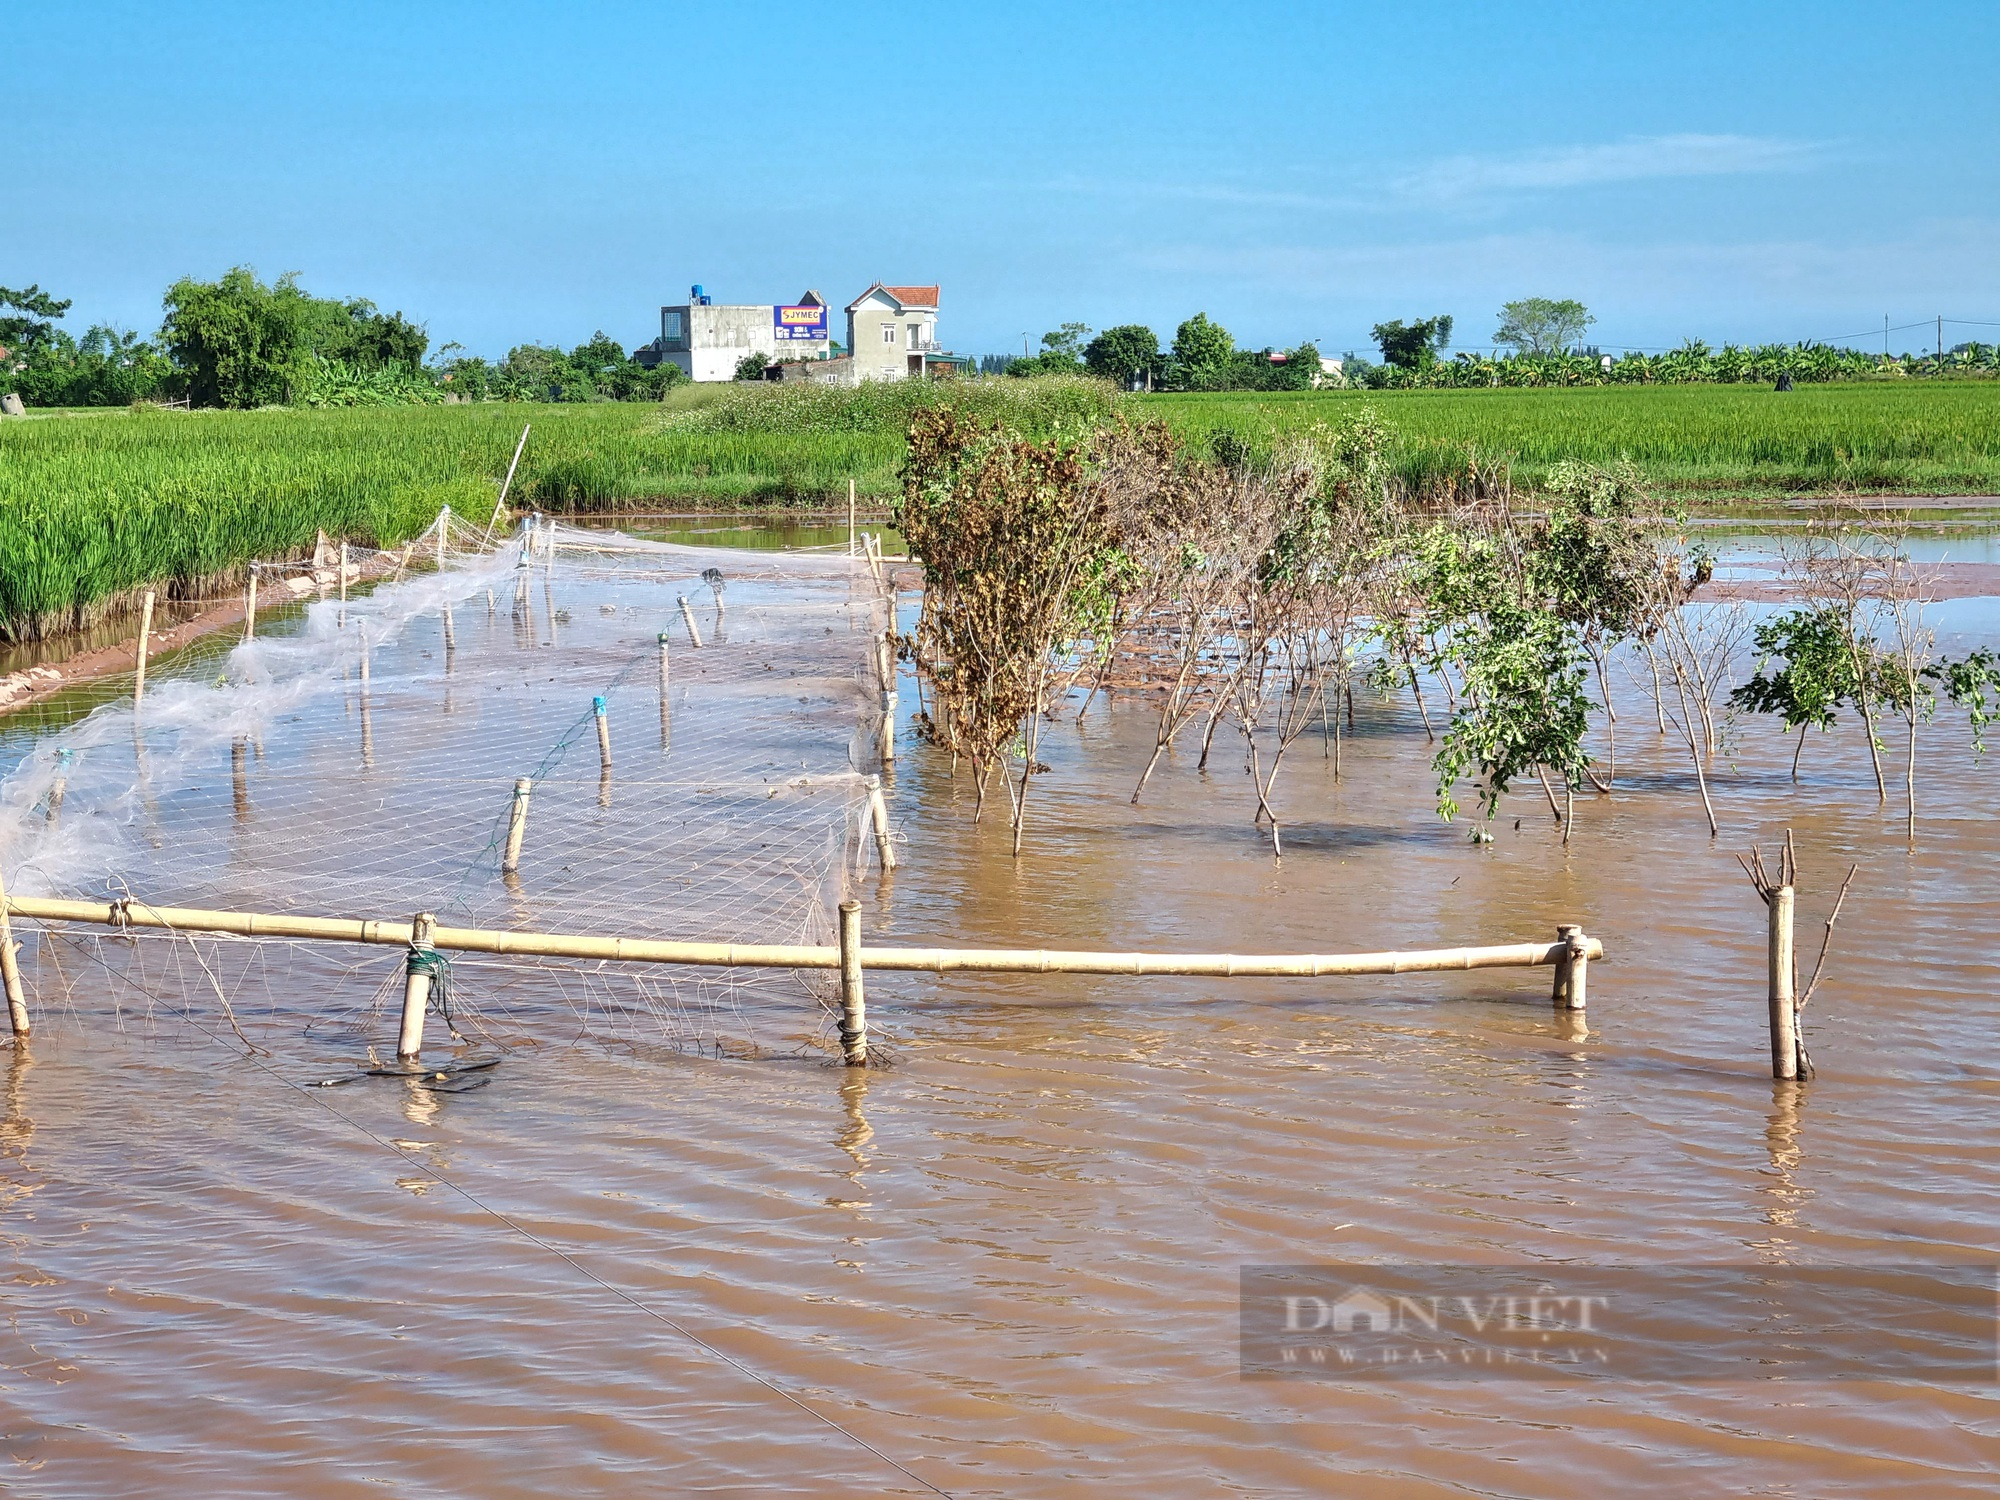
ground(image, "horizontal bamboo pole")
xmin=2 ymin=895 xmax=1600 ymax=979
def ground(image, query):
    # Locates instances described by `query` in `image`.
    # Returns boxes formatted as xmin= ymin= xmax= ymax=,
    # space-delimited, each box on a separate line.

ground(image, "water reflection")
xmin=1761 ymin=1080 xmax=1812 ymax=1232
xmin=0 ymin=1043 xmax=34 ymax=1223
xmin=836 ymin=1069 xmax=873 ymax=1175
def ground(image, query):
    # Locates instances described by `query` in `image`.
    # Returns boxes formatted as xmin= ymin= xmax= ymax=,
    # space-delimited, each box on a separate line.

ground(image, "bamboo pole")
xmin=594 ymin=695 xmax=612 ymax=772
xmin=838 ymin=901 xmax=867 ymax=1065
xmin=46 ymin=749 xmax=70 ymax=827
xmin=232 ymin=738 xmax=249 ymax=821
xmin=0 ymin=866 xmax=28 ymax=1039
xmin=133 ymin=590 xmax=155 ymax=705
xmin=866 ymin=774 xmax=897 ymax=871
xmin=501 ymin=779 xmax=532 ymax=874
xmin=244 ymin=565 xmax=258 ymax=641
xmin=1769 ymin=885 xmax=1798 ymax=1080
xmin=442 ymin=604 xmax=456 ymax=660
xmin=658 ymin=631 xmax=672 ymax=747
xmin=848 ymin=478 xmax=857 ymax=558
xmin=878 ymin=690 xmax=897 ymax=764
xmin=435 ymin=506 xmax=449 ymax=569
xmin=1550 ymin=923 xmax=1589 ymax=1010
xmin=678 ymin=595 xmax=704 ymax=648
xmin=339 ymin=541 xmax=349 ymax=604
xmin=0 ymin=894 xmax=1603 ymax=979
xmin=485 ymin=425 xmax=531 ymax=543
xmin=397 ymin=912 xmax=436 ymax=1060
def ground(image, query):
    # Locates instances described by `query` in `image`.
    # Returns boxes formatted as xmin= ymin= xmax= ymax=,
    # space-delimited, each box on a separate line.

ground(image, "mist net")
xmin=0 ymin=514 xmax=898 ymax=1063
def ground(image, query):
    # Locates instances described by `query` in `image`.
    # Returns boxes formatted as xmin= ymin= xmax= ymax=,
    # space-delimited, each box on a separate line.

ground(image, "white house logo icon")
xmin=1331 ymin=1289 xmax=1394 ymax=1332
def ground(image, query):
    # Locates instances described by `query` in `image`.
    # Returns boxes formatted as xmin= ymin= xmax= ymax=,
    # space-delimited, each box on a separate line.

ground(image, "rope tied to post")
xmin=405 ymin=943 xmax=455 ymax=1024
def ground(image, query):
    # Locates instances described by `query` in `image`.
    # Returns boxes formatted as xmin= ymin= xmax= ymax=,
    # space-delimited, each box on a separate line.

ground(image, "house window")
xmin=662 ymin=309 xmax=685 ymax=349
xmin=882 ymin=324 xmax=896 ymax=344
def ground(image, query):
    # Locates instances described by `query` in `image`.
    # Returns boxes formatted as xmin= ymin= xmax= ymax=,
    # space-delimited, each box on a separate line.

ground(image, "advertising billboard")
xmin=773 ymin=304 xmax=828 ymax=341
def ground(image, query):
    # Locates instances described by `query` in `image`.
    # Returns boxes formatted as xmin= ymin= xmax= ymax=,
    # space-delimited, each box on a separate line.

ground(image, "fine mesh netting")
xmin=0 ymin=513 xmax=899 ymax=1061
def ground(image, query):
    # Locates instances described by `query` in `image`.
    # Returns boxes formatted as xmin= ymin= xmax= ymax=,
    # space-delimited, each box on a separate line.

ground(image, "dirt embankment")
xmin=0 ymin=552 xmax=409 ymax=715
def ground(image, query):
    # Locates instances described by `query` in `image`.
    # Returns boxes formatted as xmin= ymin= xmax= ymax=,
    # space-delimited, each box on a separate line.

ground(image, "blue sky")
xmin=11 ymin=1 xmax=1997 ymax=361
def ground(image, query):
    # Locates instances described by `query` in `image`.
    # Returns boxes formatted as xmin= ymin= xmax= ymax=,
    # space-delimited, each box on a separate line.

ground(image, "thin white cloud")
xmin=1396 ymin=134 xmax=1820 ymax=204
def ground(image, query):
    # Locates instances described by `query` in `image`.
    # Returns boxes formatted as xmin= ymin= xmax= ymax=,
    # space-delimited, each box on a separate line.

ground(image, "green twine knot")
xmin=406 ymin=944 xmax=454 ymax=1022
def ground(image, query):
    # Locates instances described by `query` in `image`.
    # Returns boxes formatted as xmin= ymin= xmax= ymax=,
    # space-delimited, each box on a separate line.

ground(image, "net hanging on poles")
xmin=0 ymin=514 xmax=901 ymax=1061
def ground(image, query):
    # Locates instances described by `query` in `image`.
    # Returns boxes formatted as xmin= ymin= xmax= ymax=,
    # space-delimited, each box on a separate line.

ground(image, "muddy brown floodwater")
xmin=2 ymin=535 xmax=1998 ymax=1498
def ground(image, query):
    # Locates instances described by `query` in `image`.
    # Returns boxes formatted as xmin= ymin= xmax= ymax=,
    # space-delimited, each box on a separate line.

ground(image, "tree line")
xmin=982 ymin=296 xmax=2000 ymax=392
xmin=0 ymin=269 xmax=684 ymax=410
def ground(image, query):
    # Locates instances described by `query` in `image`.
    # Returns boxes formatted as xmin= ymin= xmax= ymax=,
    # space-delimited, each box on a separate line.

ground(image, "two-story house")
xmin=844 ymin=284 xmax=948 ymax=381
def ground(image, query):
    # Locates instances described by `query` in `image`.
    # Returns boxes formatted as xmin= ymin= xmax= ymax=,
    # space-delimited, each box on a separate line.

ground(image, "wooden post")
xmin=678 ymin=595 xmax=704 ymax=648
xmin=232 ymin=738 xmax=249 ymax=821
xmin=1769 ymin=885 xmax=1798 ymax=1080
xmin=133 ymin=589 xmax=156 ymax=705
xmin=485 ymin=424 xmax=531 ymax=543
xmin=878 ymin=690 xmax=897 ymax=764
xmin=838 ymin=900 xmax=867 ymax=1066
xmin=594 ymin=695 xmax=612 ymax=771
xmin=244 ymin=565 xmax=258 ymax=641
xmin=1551 ymin=923 xmax=1589 ymax=1009
xmin=397 ymin=912 xmax=437 ymax=1060
xmin=866 ymin=775 xmax=897 ymax=871
xmin=658 ymin=631 xmax=672 ymax=747
xmin=46 ymin=749 xmax=70 ymax=826
xmin=501 ymin=778 xmax=532 ymax=874
xmin=0 ymin=865 xmax=29 ymax=1039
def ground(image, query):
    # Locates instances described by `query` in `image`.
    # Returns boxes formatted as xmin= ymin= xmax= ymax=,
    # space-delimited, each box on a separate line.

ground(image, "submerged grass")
xmin=6 ymin=376 xmax=1997 ymax=642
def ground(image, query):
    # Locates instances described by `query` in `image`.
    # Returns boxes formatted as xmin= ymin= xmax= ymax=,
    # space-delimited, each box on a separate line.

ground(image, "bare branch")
xmin=1797 ymin=864 xmax=1860 ymax=1011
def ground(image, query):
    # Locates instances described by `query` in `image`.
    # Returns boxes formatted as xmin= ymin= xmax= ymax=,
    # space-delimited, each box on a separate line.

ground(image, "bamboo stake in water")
xmin=435 ymin=506 xmax=449 ymax=569
xmin=397 ymin=912 xmax=437 ymax=1060
xmin=658 ymin=631 xmax=672 ymax=748
xmin=839 ymin=901 xmax=867 ymax=1066
xmin=878 ymin=690 xmax=898 ymax=764
xmin=339 ymin=541 xmax=349 ymax=605
xmin=244 ymin=565 xmax=258 ymax=641
xmin=594 ymin=694 xmax=612 ymax=771
xmin=678 ymin=595 xmax=704 ymax=648
xmin=848 ymin=478 xmax=857 ymax=557
xmin=501 ymin=779 xmax=533 ymax=874
xmin=358 ymin=643 xmax=374 ymax=769
xmin=1550 ymin=923 xmax=1589 ymax=1010
xmin=133 ymin=590 xmax=155 ymax=705
xmin=442 ymin=605 xmax=456 ymax=663
xmin=0 ymin=866 xmax=28 ymax=1039
xmin=1769 ymin=885 xmax=1798 ymax=1080
xmin=866 ymin=775 xmax=897 ymax=871
xmin=46 ymin=749 xmax=70 ymax=827
xmin=232 ymin=738 xmax=249 ymax=822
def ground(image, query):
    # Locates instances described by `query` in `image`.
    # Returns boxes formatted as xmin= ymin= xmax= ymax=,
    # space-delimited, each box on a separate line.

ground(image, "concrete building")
xmin=636 ymin=286 xmax=832 ymax=382
xmin=845 ymin=283 xmax=955 ymax=381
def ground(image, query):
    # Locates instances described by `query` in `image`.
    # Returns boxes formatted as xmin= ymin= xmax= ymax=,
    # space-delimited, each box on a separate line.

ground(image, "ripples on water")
xmin=2 ymin=558 xmax=1998 ymax=1497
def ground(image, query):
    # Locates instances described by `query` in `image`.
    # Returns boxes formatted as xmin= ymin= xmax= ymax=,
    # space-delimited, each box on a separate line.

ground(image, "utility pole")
xmin=1883 ymin=315 xmax=1889 ymax=359
xmin=1939 ymin=314 xmax=1945 ymax=369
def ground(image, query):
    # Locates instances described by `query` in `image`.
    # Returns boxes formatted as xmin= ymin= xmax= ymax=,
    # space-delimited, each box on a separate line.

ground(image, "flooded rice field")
xmin=1 ymin=521 xmax=1997 ymax=1497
